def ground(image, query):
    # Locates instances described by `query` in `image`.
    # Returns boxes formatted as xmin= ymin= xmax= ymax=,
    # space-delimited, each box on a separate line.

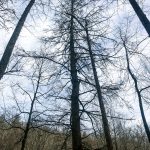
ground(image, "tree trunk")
xmin=123 ymin=41 xmax=150 ymax=143
xmin=85 ymin=21 xmax=113 ymax=150
xmin=129 ymin=0 xmax=150 ymax=36
xmin=69 ymin=0 xmax=82 ymax=150
xmin=0 ymin=0 xmax=35 ymax=80
xmin=21 ymin=67 xmax=41 ymax=150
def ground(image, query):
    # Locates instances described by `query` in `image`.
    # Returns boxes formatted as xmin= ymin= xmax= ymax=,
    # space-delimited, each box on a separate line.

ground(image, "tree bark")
xmin=123 ymin=40 xmax=150 ymax=143
xmin=85 ymin=21 xmax=113 ymax=150
xmin=69 ymin=0 xmax=82 ymax=150
xmin=0 ymin=0 xmax=35 ymax=80
xmin=129 ymin=0 xmax=150 ymax=36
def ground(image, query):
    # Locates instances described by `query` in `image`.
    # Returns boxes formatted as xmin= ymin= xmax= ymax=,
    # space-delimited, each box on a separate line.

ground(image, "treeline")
xmin=0 ymin=115 xmax=149 ymax=150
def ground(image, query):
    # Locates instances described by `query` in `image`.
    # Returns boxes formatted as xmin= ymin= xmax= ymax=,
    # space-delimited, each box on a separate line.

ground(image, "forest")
xmin=0 ymin=0 xmax=150 ymax=150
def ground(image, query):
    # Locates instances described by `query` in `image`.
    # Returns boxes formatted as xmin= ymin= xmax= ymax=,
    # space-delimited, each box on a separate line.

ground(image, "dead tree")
xmin=84 ymin=20 xmax=113 ymax=150
xmin=121 ymin=36 xmax=150 ymax=142
xmin=20 ymin=60 xmax=43 ymax=150
xmin=0 ymin=0 xmax=35 ymax=79
xmin=69 ymin=0 xmax=82 ymax=149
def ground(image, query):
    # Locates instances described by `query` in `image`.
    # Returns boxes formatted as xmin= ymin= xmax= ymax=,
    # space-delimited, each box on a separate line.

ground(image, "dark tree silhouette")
xmin=128 ymin=0 xmax=150 ymax=36
xmin=84 ymin=20 xmax=113 ymax=150
xmin=21 ymin=62 xmax=42 ymax=150
xmin=0 ymin=0 xmax=35 ymax=79
xmin=121 ymin=35 xmax=150 ymax=142
xmin=69 ymin=0 xmax=82 ymax=149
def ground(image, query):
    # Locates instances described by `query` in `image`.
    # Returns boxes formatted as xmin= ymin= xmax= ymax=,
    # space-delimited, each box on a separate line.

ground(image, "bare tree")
xmin=84 ymin=20 xmax=113 ymax=150
xmin=20 ymin=59 xmax=43 ymax=150
xmin=0 ymin=0 xmax=35 ymax=80
xmin=69 ymin=0 xmax=82 ymax=149
xmin=120 ymin=34 xmax=150 ymax=142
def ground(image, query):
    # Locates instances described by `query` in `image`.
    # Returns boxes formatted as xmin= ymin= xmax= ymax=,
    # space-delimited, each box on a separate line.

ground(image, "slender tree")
xmin=84 ymin=20 xmax=113 ymax=150
xmin=69 ymin=11 xmax=114 ymax=148
xmin=121 ymin=36 xmax=150 ymax=142
xmin=0 ymin=0 xmax=35 ymax=80
xmin=19 ymin=59 xmax=43 ymax=150
xmin=69 ymin=0 xmax=82 ymax=149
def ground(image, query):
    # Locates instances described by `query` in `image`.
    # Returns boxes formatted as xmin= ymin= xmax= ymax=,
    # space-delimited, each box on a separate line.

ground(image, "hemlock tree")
xmin=32 ymin=0 xmax=84 ymax=148
xmin=71 ymin=15 xmax=114 ymax=149
xmin=65 ymin=0 xmax=83 ymax=149
xmin=48 ymin=0 xmax=118 ymax=149
xmin=84 ymin=20 xmax=113 ymax=150
xmin=68 ymin=4 xmax=118 ymax=148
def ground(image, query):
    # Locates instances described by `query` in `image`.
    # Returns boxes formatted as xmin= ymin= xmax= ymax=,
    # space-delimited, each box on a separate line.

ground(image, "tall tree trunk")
xmin=128 ymin=0 xmax=150 ymax=36
xmin=123 ymin=41 xmax=150 ymax=142
xmin=69 ymin=0 xmax=82 ymax=150
xmin=85 ymin=21 xmax=113 ymax=150
xmin=0 ymin=0 xmax=35 ymax=80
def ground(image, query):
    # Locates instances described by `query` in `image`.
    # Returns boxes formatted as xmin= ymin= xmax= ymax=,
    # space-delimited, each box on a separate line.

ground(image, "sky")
xmin=0 ymin=0 xmax=150 ymax=129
